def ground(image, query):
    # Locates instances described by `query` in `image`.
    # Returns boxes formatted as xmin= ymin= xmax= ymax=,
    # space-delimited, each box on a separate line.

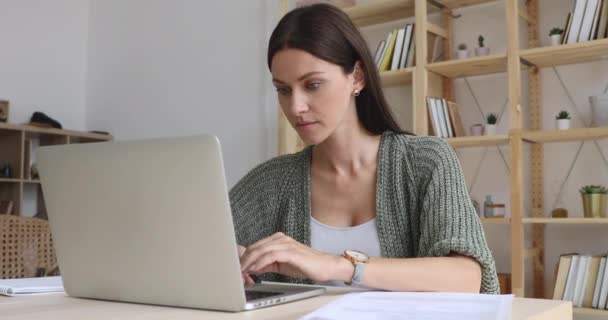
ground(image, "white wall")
xmin=86 ymin=0 xmax=277 ymax=187
xmin=0 ymin=0 xmax=89 ymax=130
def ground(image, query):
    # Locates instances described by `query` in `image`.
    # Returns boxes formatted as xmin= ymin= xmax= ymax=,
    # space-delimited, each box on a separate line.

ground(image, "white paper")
xmin=301 ymin=291 xmax=513 ymax=320
xmin=0 ymin=276 xmax=64 ymax=296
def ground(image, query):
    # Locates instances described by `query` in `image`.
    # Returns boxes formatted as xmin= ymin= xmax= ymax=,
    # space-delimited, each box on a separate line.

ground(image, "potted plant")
xmin=475 ymin=35 xmax=490 ymax=56
xmin=549 ymin=28 xmax=563 ymax=46
xmin=580 ymin=185 xmax=608 ymax=218
xmin=457 ymin=43 xmax=468 ymax=59
xmin=484 ymin=113 xmax=497 ymax=135
xmin=556 ymin=110 xmax=571 ymax=130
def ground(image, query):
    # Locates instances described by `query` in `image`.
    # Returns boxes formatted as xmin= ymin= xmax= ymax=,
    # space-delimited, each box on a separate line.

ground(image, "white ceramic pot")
xmin=590 ymin=94 xmax=608 ymax=127
xmin=475 ymin=47 xmax=490 ymax=56
xmin=456 ymin=49 xmax=469 ymax=60
xmin=484 ymin=124 xmax=496 ymax=135
xmin=556 ymin=119 xmax=570 ymax=130
xmin=470 ymin=124 xmax=483 ymax=136
xmin=550 ymin=34 xmax=561 ymax=46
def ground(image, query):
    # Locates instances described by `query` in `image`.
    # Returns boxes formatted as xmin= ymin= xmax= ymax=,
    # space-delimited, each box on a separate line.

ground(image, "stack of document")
xmin=0 ymin=276 xmax=64 ymax=296
xmin=301 ymin=291 xmax=513 ymax=320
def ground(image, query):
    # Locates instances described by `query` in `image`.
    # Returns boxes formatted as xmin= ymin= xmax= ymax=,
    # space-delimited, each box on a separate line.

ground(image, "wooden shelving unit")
xmin=427 ymin=54 xmax=508 ymax=78
xmin=520 ymin=38 xmax=608 ymax=68
xmin=574 ymin=307 xmax=608 ymax=316
xmin=277 ymin=0 xmax=608 ymax=307
xmin=523 ymin=218 xmax=608 ymax=224
xmin=522 ymin=127 xmax=608 ymax=144
xmin=445 ymin=134 xmax=510 ymax=148
xmin=0 ymin=123 xmax=112 ymax=217
xmin=380 ymin=67 xmax=414 ymax=86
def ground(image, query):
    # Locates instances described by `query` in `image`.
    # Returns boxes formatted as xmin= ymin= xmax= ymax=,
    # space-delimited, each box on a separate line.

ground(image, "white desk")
xmin=1 ymin=285 xmax=572 ymax=320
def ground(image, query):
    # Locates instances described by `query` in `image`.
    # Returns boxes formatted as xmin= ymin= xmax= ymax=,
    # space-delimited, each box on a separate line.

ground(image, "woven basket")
xmin=0 ymin=215 xmax=57 ymax=279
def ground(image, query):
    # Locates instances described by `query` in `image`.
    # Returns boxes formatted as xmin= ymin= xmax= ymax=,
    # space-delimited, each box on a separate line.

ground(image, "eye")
xmin=306 ymin=82 xmax=321 ymax=90
xmin=275 ymin=87 xmax=291 ymax=96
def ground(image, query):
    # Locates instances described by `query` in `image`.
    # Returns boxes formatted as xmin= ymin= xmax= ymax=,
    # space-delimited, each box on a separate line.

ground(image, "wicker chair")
xmin=0 ymin=215 xmax=57 ymax=279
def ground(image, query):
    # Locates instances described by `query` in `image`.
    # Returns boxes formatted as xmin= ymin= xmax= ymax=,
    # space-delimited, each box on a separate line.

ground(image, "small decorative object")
xmin=0 ymin=100 xmax=8 ymax=122
xmin=551 ymin=208 xmax=568 ymax=218
xmin=30 ymin=163 xmax=39 ymax=180
xmin=456 ymin=43 xmax=469 ymax=59
xmin=0 ymin=200 xmax=14 ymax=215
xmin=556 ymin=110 xmax=571 ymax=130
xmin=0 ymin=164 xmax=12 ymax=178
xmin=549 ymin=28 xmax=563 ymax=46
xmin=580 ymin=185 xmax=607 ymax=218
xmin=483 ymin=195 xmax=494 ymax=217
xmin=485 ymin=113 xmax=498 ymax=135
xmin=590 ymin=94 xmax=608 ymax=127
xmin=492 ymin=204 xmax=506 ymax=217
xmin=475 ymin=35 xmax=490 ymax=56
xmin=470 ymin=123 xmax=484 ymax=136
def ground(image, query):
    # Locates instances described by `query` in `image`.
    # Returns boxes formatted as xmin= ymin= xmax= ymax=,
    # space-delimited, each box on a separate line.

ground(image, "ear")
xmin=352 ymin=61 xmax=366 ymax=92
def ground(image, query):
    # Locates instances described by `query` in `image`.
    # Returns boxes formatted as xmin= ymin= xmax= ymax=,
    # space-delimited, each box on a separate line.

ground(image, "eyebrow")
xmin=272 ymin=71 xmax=325 ymax=84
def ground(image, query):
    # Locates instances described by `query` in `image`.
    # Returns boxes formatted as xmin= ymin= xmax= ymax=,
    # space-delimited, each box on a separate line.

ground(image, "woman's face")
xmin=271 ymin=48 xmax=363 ymax=145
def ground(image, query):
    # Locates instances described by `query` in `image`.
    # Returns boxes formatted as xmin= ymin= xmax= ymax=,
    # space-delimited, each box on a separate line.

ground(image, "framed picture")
xmin=0 ymin=200 xmax=14 ymax=215
xmin=0 ymin=100 xmax=8 ymax=122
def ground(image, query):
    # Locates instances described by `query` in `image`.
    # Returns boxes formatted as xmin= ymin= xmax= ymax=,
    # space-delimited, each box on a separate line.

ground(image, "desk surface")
xmin=1 ymin=286 xmax=572 ymax=320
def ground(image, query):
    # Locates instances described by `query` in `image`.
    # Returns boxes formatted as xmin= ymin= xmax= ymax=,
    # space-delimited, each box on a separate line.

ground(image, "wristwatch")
xmin=343 ymin=250 xmax=369 ymax=286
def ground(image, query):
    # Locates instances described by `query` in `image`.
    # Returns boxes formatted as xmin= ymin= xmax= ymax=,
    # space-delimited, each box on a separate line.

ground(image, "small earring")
xmin=353 ymin=89 xmax=360 ymax=97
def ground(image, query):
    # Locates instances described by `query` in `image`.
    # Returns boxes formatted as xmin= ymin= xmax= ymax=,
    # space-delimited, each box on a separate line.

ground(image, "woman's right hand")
xmin=238 ymin=245 xmax=256 ymax=286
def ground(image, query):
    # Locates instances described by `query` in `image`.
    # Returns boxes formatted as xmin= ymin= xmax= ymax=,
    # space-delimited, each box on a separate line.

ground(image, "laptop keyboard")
xmin=245 ymin=290 xmax=283 ymax=301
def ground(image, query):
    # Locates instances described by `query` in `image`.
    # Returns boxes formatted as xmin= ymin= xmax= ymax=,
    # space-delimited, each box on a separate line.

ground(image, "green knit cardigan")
xmin=229 ymin=131 xmax=499 ymax=294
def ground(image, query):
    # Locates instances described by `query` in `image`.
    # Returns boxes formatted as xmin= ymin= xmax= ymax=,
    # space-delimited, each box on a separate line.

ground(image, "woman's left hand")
xmin=239 ymin=232 xmax=346 ymax=282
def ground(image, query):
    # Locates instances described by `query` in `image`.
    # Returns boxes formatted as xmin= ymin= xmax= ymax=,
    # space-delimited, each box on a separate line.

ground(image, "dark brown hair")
xmin=267 ymin=3 xmax=412 ymax=135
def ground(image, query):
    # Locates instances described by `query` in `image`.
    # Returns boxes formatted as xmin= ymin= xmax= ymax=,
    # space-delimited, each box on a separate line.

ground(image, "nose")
xmin=287 ymin=90 xmax=309 ymax=116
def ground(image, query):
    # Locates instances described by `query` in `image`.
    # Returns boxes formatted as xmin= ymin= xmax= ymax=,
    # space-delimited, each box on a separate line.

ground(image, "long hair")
xmin=267 ymin=3 xmax=413 ymax=135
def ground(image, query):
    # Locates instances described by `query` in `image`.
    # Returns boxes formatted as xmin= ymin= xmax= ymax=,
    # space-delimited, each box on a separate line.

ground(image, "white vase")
xmin=550 ymin=34 xmax=561 ymax=46
xmin=456 ymin=49 xmax=469 ymax=59
xmin=590 ymin=94 xmax=608 ymax=127
xmin=556 ymin=119 xmax=570 ymax=130
xmin=470 ymin=124 xmax=483 ymax=136
xmin=484 ymin=124 xmax=496 ymax=135
xmin=475 ymin=47 xmax=490 ymax=56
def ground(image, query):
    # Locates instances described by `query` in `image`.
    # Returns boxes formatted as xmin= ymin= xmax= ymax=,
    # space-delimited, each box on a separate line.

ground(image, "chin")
xmin=297 ymin=130 xmax=327 ymax=146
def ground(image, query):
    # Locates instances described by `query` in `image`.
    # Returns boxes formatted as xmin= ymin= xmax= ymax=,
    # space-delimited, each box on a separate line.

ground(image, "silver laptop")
xmin=37 ymin=134 xmax=325 ymax=312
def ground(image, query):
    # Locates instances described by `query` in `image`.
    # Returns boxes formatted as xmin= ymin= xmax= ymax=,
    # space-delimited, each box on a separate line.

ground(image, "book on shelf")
xmin=553 ymin=253 xmax=608 ymax=310
xmin=372 ymin=24 xmax=415 ymax=72
xmin=425 ymin=97 xmax=465 ymax=138
xmin=563 ymin=0 xmax=608 ymax=44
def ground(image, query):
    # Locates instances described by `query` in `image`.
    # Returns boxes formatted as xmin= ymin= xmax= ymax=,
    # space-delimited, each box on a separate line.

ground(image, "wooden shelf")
xmin=574 ymin=307 xmax=608 ymax=315
xmin=480 ymin=217 xmax=511 ymax=224
xmin=427 ymin=54 xmax=507 ymax=78
xmin=445 ymin=135 xmax=509 ymax=148
xmin=343 ymin=0 xmax=498 ymax=27
xmin=523 ymin=218 xmax=608 ymax=224
xmin=343 ymin=0 xmax=415 ymax=27
xmin=0 ymin=122 xmax=112 ymax=140
xmin=23 ymin=180 xmax=41 ymax=184
xmin=380 ymin=67 xmax=414 ymax=87
xmin=0 ymin=178 xmax=21 ymax=183
xmin=522 ymin=127 xmax=608 ymax=144
xmin=519 ymin=38 xmax=608 ymax=68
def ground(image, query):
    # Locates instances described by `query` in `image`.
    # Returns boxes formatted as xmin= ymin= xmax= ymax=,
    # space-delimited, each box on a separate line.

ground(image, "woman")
xmin=230 ymin=3 xmax=499 ymax=294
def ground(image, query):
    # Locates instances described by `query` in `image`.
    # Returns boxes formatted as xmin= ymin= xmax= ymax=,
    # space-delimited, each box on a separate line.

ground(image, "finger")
xmin=246 ymin=232 xmax=288 ymax=253
xmin=238 ymin=245 xmax=247 ymax=257
xmin=245 ymin=274 xmax=255 ymax=286
xmin=241 ymin=242 xmax=292 ymax=272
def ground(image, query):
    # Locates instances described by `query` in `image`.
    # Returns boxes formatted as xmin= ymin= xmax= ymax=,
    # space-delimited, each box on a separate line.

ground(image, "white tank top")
xmin=310 ymin=216 xmax=382 ymax=287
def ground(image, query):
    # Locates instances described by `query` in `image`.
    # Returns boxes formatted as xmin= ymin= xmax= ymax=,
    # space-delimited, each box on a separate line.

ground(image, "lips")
xmin=297 ymin=121 xmax=319 ymax=127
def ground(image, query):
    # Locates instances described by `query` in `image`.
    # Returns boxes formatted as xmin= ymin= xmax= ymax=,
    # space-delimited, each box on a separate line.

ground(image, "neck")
xmin=312 ymin=122 xmax=382 ymax=176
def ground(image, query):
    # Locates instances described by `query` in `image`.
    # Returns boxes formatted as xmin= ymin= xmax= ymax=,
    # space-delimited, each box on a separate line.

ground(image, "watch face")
xmin=346 ymin=250 xmax=369 ymax=261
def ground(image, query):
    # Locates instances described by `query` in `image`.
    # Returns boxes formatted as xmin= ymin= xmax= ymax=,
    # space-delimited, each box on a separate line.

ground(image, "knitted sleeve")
xmin=228 ymin=155 xmax=294 ymax=247
xmin=415 ymin=138 xmax=499 ymax=294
